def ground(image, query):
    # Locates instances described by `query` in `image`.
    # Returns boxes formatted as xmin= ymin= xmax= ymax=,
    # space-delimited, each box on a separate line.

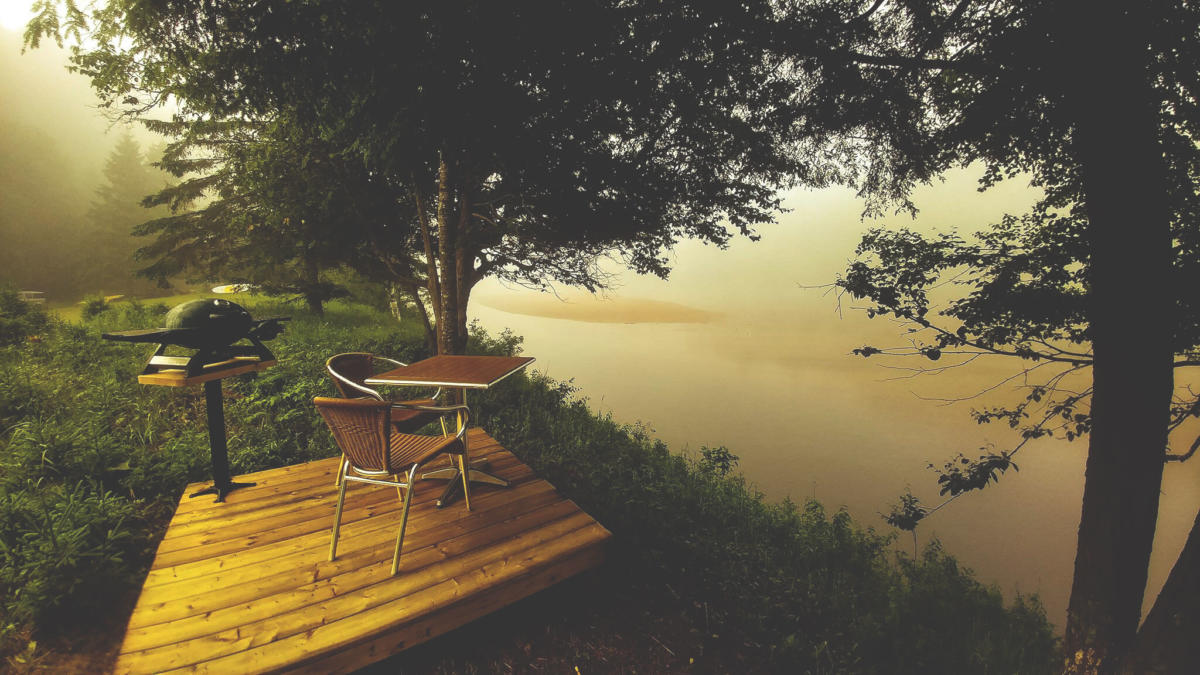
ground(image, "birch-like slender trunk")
xmin=435 ymin=153 xmax=459 ymax=356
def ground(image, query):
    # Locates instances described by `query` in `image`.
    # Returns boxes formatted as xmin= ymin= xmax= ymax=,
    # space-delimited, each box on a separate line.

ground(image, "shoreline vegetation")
xmin=0 ymin=290 xmax=1057 ymax=672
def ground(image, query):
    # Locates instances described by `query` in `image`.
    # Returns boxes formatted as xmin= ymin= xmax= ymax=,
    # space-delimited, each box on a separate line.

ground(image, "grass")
xmin=0 ymin=290 xmax=1059 ymax=673
xmin=47 ymin=290 xmax=256 ymax=323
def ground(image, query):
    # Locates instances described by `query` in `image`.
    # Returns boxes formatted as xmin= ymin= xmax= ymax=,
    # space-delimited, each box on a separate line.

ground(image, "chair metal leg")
xmin=458 ymin=453 xmax=472 ymax=511
xmin=329 ymin=476 xmax=349 ymax=561
xmin=391 ymin=465 xmax=419 ymax=576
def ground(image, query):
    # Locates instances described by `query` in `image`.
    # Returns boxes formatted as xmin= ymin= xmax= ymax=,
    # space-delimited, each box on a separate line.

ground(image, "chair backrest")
xmin=326 ymin=353 xmax=387 ymax=400
xmin=314 ymin=396 xmax=394 ymax=474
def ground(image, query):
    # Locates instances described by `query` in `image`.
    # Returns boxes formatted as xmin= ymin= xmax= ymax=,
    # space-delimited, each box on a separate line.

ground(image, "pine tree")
xmin=79 ymin=132 xmax=169 ymax=296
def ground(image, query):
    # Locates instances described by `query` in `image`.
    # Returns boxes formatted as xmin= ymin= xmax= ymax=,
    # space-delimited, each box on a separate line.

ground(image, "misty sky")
xmin=0 ymin=1 xmax=30 ymax=32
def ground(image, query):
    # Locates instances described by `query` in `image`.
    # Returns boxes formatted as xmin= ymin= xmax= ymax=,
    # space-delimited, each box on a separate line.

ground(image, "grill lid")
xmin=102 ymin=299 xmax=288 ymax=351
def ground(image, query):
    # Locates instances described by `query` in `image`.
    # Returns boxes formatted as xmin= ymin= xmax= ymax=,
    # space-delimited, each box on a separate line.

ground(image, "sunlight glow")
xmin=0 ymin=0 xmax=33 ymax=33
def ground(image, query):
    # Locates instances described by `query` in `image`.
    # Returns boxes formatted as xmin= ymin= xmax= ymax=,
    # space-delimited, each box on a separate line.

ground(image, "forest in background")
xmin=0 ymin=27 xmax=169 ymax=301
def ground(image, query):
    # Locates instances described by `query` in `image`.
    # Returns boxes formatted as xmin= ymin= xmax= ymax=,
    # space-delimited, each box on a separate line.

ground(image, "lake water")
xmin=469 ymin=172 xmax=1200 ymax=631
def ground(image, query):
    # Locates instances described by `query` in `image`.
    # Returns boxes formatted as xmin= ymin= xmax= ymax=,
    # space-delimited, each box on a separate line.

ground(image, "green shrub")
xmin=0 ymin=481 xmax=139 ymax=627
xmin=78 ymin=295 xmax=110 ymax=322
xmin=875 ymin=541 xmax=1058 ymax=673
xmin=0 ymin=287 xmax=51 ymax=346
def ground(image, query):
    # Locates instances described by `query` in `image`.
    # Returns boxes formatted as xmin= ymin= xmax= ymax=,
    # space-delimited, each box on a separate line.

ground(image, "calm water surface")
xmin=470 ymin=174 xmax=1200 ymax=631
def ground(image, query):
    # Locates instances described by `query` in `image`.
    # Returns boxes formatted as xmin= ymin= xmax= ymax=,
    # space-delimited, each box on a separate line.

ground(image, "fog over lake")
xmin=471 ymin=169 xmax=1200 ymax=630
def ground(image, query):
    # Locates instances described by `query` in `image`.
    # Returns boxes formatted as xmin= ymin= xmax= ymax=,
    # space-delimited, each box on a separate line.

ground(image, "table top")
xmin=365 ymin=355 xmax=535 ymax=389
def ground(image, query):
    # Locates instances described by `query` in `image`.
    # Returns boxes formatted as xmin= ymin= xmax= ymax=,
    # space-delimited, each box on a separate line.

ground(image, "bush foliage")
xmin=0 ymin=293 xmax=1057 ymax=671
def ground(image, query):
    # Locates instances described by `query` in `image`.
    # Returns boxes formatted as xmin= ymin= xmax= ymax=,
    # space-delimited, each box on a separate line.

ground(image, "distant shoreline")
xmin=474 ymin=294 xmax=722 ymax=325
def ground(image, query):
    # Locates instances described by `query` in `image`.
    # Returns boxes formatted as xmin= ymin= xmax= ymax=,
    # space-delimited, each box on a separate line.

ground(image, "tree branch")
xmin=412 ymin=174 xmax=443 ymax=336
xmin=1166 ymin=435 xmax=1200 ymax=463
xmin=916 ymin=316 xmax=1092 ymax=365
xmin=842 ymin=51 xmax=998 ymax=75
xmin=851 ymin=0 xmax=886 ymax=25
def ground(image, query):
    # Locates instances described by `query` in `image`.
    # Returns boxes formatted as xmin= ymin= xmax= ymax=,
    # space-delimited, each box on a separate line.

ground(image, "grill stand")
xmin=132 ymin=359 xmax=275 ymax=504
xmin=189 ymin=379 xmax=256 ymax=501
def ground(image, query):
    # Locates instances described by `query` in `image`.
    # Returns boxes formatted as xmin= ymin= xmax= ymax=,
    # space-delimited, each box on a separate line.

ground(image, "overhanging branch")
xmin=1166 ymin=436 xmax=1200 ymax=463
xmin=842 ymin=51 xmax=998 ymax=75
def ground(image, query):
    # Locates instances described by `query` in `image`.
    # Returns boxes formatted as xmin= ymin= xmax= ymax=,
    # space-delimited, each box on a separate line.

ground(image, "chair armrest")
xmin=392 ymin=402 xmax=468 ymax=413
xmin=327 ymin=366 xmax=383 ymax=400
xmin=409 ymin=387 xmax=445 ymax=402
xmin=394 ymin=397 xmax=436 ymax=407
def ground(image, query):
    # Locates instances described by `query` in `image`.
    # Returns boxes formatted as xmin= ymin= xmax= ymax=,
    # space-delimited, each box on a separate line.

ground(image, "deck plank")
xmin=125 ymin=498 xmax=581 ymax=637
xmin=137 ymin=482 xmax=562 ymax=604
xmin=164 ymin=441 xmax=514 ymax=527
xmin=140 ymin=479 xmax=556 ymax=593
xmin=288 ymin=545 xmax=607 ymax=675
xmin=112 ymin=429 xmax=610 ymax=674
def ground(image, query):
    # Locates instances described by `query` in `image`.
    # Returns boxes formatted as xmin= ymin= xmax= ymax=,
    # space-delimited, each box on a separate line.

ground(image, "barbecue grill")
xmin=102 ymin=299 xmax=289 ymax=502
xmin=103 ymin=298 xmax=289 ymax=376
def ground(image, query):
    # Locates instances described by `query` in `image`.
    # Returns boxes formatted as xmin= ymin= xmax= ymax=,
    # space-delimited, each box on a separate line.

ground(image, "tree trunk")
xmin=1121 ymin=507 xmax=1200 ymax=674
xmin=413 ymin=180 xmax=443 ymax=340
xmin=303 ymin=294 xmax=324 ymax=316
xmin=387 ymin=282 xmax=404 ymax=321
xmin=301 ymin=255 xmax=324 ymax=316
xmin=404 ymin=283 xmax=437 ymax=355
xmin=435 ymin=153 xmax=460 ymax=355
xmin=1062 ymin=4 xmax=1172 ymax=672
xmin=452 ymin=164 xmax=472 ymax=355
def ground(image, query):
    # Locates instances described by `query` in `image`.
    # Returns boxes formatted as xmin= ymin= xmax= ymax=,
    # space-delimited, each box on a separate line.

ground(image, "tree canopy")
xmin=34 ymin=0 xmax=811 ymax=352
xmin=133 ymin=113 xmax=394 ymax=315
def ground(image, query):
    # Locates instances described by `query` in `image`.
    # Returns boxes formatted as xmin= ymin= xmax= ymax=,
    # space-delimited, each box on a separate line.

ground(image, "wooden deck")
xmin=113 ymin=429 xmax=611 ymax=674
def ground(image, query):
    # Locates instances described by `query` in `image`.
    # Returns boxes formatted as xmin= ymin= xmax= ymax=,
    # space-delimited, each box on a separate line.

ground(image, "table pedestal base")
xmin=422 ymin=458 xmax=510 ymax=508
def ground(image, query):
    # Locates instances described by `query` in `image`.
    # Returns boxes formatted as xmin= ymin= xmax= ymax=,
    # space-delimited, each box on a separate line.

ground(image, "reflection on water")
xmin=470 ymin=174 xmax=1200 ymax=632
xmin=478 ymin=293 xmax=721 ymax=324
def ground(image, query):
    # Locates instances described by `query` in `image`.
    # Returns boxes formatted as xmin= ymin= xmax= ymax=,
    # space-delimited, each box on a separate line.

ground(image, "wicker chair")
xmin=314 ymin=396 xmax=471 ymax=576
xmin=325 ymin=353 xmax=446 ymax=486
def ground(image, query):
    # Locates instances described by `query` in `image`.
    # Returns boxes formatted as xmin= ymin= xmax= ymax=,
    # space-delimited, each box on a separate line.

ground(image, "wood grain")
xmin=365 ymin=355 xmax=535 ymax=389
xmin=112 ymin=429 xmax=610 ymax=675
xmin=137 ymin=359 xmax=276 ymax=387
